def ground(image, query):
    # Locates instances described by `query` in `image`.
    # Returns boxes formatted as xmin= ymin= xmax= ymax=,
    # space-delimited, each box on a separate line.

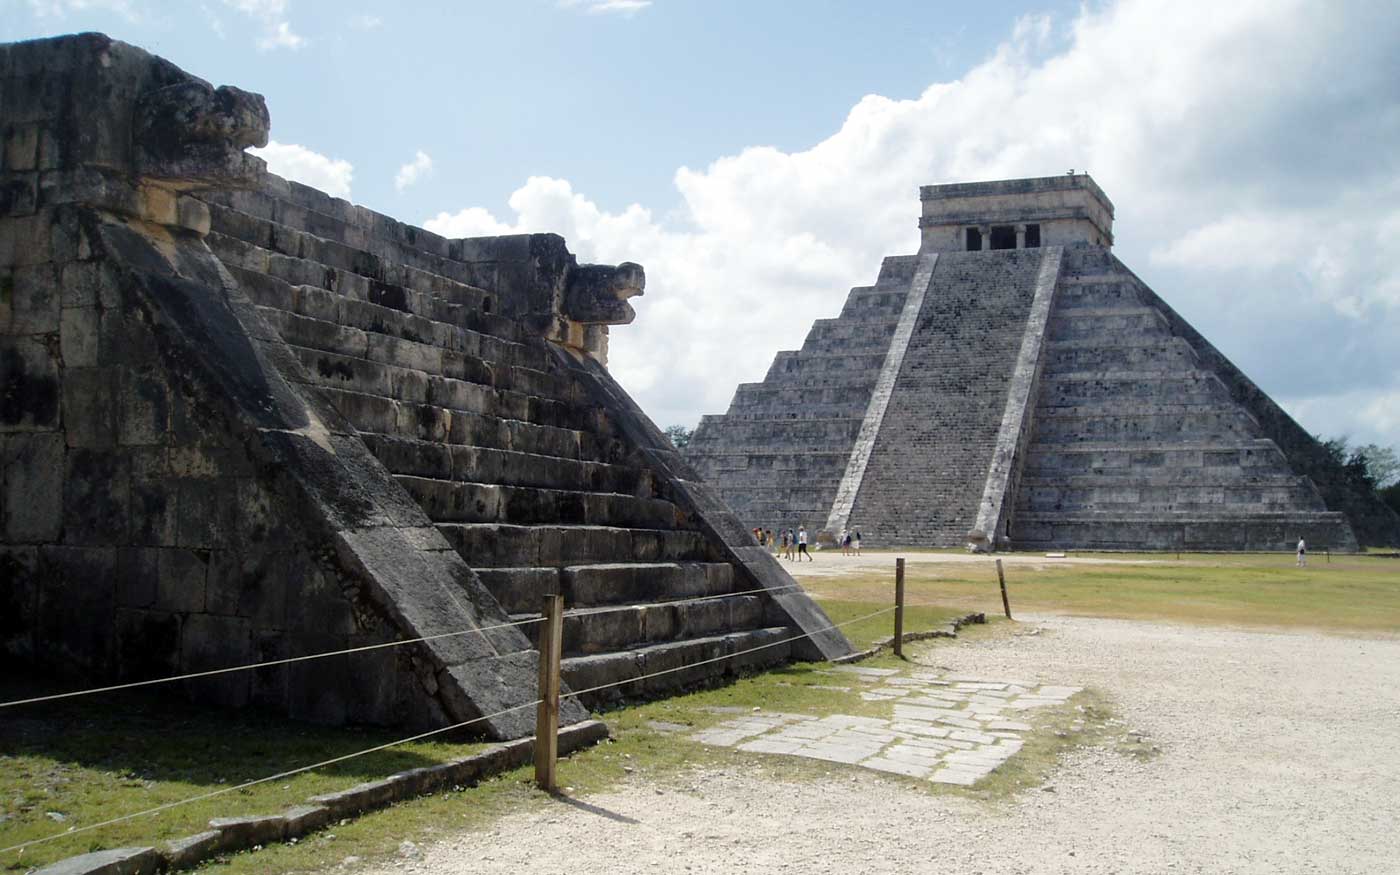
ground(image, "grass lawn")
xmin=0 ymin=685 xmax=490 ymax=871
xmin=798 ymin=550 xmax=1400 ymax=634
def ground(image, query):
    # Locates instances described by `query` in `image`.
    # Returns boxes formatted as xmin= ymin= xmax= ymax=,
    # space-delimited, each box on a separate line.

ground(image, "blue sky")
xmin=6 ymin=0 xmax=1400 ymax=452
xmin=3 ymin=0 xmax=1082 ymax=217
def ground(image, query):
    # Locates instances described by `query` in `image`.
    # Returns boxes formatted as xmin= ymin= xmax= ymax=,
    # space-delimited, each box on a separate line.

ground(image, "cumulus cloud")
xmin=394 ymin=150 xmax=433 ymax=192
xmin=425 ymin=0 xmax=1400 ymax=446
xmin=558 ymin=0 xmax=652 ymax=16
xmin=222 ymin=0 xmax=305 ymax=50
xmin=248 ymin=140 xmax=353 ymax=199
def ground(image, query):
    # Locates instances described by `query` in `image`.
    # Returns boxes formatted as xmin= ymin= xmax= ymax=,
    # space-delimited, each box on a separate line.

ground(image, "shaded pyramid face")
xmin=685 ymin=177 xmax=1399 ymax=552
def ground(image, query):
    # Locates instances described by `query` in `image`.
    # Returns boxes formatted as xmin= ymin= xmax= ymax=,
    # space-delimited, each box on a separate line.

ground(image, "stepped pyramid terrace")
xmin=0 ymin=33 xmax=853 ymax=737
xmin=685 ymin=176 xmax=1400 ymax=552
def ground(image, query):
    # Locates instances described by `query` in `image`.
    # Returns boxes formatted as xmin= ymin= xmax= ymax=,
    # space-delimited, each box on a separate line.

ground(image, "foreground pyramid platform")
xmin=686 ymin=176 xmax=1400 ymax=551
xmin=0 ymin=34 xmax=851 ymax=738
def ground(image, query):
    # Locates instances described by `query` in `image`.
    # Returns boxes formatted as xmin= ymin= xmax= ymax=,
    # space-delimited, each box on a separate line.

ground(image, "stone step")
xmin=1038 ymin=373 xmax=1229 ymax=405
xmin=765 ymin=353 xmax=891 ymax=380
xmin=1011 ymin=511 xmax=1356 ymax=551
xmin=562 ymin=626 xmax=793 ymax=706
xmin=1015 ymin=484 xmax=1325 ymax=513
xmin=250 ymin=290 xmax=568 ymax=401
xmin=1042 ymin=341 xmax=1199 ymax=373
xmin=396 ymin=476 xmax=681 ymax=528
xmin=1047 ymin=306 xmax=1172 ymax=341
xmin=204 ymin=194 xmax=487 ymax=294
xmin=685 ymin=416 xmax=863 ymax=448
xmin=208 ymin=208 xmax=505 ymax=324
xmin=512 ymin=593 xmax=766 ymax=657
xmin=1018 ymin=469 xmax=1312 ymax=487
xmin=1052 ymin=281 xmax=1142 ymax=308
xmin=691 ymin=465 xmax=848 ymax=487
xmin=438 ymin=523 xmax=711 ymax=568
xmin=477 ymin=561 xmax=736 ymax=613
xmin=363 ymin=434 xmax=648 ymax=494
xmin=314 ymin=385 xmax=625 ymax=462
xmin=1030 ymin=408 xmax=1261 ymax=443
xmin=730 ymin=382 xmax=877 ymax=408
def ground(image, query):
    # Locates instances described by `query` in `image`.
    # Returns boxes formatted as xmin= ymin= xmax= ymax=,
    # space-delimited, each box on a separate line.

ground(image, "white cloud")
xmin=424 ymin=0 xmax=1400 ymax=448
xmin=248 ymin=140 xmax=353 ymax=199
xmin=222 ymin=0 xmax=305 ymax=50
xmin=558 ymin=0 xmax=652 ymax=16
xmin=394 ymin=150 xmax=433 ymax=192
xmin=349 ymin=13 xmax=382 ymax=30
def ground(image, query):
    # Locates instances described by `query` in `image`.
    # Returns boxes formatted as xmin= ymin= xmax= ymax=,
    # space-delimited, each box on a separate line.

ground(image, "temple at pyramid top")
xmin=685 ymin=175 xmax=1400 ymax=552
xmin=918 ymin=174 xmax=1115 ymax=253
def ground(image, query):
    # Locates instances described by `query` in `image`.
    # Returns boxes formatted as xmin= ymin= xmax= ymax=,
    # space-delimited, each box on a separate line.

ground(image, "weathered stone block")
xmin=3 ymin=431 xmax=63 ymax=541
xmin=31 ymin=846 xmax=161 ymax=875
xmin=155 ymin=547 xmax=208 ymax=613
xmin=208 ymin=813 xmax=286 ymax=849
xmin=61 ymin=367 xmax=117 ymax=447
xmin=181 ymin=612 xmax=253 ymax=706
xmin=4 ymin=262 xmax=58 ymax=332
xmin=62 ymin=447 xmax=130 ymax=545
xmin=37 ymin=545 xmax=117 ymax=672
xmin=161 ymin=831 xmax=221 ymax=871
xmin=0 ymin=335 xmax=60 ymax=431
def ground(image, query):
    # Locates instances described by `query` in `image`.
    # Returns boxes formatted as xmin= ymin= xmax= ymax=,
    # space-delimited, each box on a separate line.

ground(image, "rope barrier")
xmin=2 ymin=600 xmax=895 ymax=857
xmin=0 ymin=583 xmax=807 ymax=711
xmin=0 ymin=614 xmax=546 ymax=710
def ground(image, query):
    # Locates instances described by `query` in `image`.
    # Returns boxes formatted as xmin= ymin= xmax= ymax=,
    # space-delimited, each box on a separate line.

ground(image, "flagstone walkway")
xmin=690 ymin=665 xmax=1081 ymax=785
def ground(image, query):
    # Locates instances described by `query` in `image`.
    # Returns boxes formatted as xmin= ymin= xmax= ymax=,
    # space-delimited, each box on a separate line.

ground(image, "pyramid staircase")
xmin=198 ymin=182 xmax=799 ymax=705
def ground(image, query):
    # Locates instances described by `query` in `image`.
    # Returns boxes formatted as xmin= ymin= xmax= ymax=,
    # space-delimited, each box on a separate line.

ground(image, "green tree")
xmin=664 ymin=424 xmax=693 ymax=450
xmin=1353 ymin=444 xmax=1399 ymax=488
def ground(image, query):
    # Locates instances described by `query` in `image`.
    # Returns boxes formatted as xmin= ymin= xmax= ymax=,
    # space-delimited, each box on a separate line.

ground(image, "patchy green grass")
xmin=800 ymin=550 xmax=1400 ymax=634
xmin=0 ymin=682 xmax=490 ymax=872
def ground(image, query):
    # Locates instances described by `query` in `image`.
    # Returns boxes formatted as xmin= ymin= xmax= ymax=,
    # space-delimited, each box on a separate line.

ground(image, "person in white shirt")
xmin=1296 ymin=537 xmax=1306 ymax=567
xmin=797 ymin=526 xmax=812 ymax=561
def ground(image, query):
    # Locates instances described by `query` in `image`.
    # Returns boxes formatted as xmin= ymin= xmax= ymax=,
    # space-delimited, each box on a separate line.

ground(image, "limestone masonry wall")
xmin=0 ymin=33 xmax=851 ymax=736
xmin=684 ymin=256 xmax=916 ymax=534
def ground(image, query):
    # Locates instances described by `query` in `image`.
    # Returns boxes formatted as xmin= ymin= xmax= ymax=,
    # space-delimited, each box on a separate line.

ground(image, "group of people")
xmin=748 ymin=526 xmax=864 ymax=560
xmin=752 ymin=526 xmax=813 ymax=561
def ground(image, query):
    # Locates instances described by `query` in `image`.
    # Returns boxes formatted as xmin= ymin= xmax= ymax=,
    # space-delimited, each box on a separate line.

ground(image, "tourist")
xmin=786 ymin=529 xmax=796 ymax=561
xmin=853 ymin=530 xmax=862 ymax=556
xmin=841 ymin=529 xmax=851 ymax=555
xmin=797 ymin=526 xmax=812 ymax=561
xmin=766 ymin=528 xmax=776 ymax=554
xmin=780 ymin=528 xmax=790 ymax=559
xmin=1296 ymin=536 xmax=1306 ymax=567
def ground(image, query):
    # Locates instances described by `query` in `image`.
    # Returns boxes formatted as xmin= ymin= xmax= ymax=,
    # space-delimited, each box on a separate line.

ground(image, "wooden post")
xmin=996 ymin=558 xmax=1012 ymax=620
xmin=893 ymin=557 xmax=906 ymax=659
xmin=534 ymin=593 xmax=564 ymax=792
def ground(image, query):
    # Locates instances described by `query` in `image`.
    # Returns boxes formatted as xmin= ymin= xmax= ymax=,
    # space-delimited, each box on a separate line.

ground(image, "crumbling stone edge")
xmin=830 ymin=613 xmax=988 ymax=665
xmin=32 ymin=720 xmax=609 ymax=875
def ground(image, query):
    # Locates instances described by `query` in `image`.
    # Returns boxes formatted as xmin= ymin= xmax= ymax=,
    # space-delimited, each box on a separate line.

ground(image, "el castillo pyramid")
xmin=684 ymin=175 xmax=1400 ymax=552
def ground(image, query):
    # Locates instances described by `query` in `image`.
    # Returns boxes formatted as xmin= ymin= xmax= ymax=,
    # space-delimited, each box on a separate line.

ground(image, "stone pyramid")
xmin=685 ymin=176 xmax=1400 ymax=551
xmin=0 ymin=34 xmax=850 ymax=739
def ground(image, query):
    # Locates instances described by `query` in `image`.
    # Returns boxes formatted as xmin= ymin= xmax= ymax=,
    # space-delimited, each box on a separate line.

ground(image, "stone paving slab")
xmin=691 ymin=669 xmax=1080 ymax=788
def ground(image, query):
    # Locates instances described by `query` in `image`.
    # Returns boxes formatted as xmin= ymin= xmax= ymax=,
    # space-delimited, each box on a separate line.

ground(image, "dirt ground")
xmin=359 ymin=614 xmax=1400 ymax=874
xmin=764 ymin=548 xmax=1159 ymax=578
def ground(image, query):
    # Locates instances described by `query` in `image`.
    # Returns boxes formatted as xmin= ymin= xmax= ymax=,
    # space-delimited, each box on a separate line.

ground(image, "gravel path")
xmin=364 ymin=617 xmax=1400 ymax=874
